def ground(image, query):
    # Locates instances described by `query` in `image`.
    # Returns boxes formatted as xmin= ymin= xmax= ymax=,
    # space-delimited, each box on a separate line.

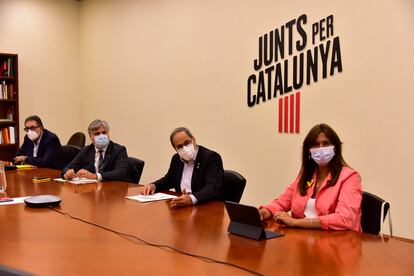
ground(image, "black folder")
xmin=225 ymin=201 xmax=284 ymax=240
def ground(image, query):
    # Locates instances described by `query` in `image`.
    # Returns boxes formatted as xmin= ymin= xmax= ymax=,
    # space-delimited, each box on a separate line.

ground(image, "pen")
xmin=32 ymin=177 xmax=52 ymax=183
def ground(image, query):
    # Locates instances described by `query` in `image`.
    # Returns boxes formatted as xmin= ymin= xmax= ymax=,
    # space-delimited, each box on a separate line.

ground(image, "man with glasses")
xmin=14 ymin=115 xmax=65 ymax=169
xmin=138 ymin=127 xmax=224 ymax=208
xmin=61 ymin=119 xmax=128 ymax=182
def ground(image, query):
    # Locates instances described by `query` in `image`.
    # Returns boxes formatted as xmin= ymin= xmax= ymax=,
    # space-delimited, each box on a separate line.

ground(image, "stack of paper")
xmin=126 ymin=193 xmax=176 ymax=203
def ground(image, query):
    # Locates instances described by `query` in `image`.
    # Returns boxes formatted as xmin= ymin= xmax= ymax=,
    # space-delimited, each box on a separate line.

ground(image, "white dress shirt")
xmin=32 ymin=132 xmax=43 ymax=158
xmin=94 ymin=146 xmax=108 ymax=181
xmin=179 ymin=146 xmax=199 ymax=204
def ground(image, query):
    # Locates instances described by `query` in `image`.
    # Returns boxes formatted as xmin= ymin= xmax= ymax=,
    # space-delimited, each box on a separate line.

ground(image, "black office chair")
xmin=126 ymin=156 xmax=145 ymax=183
xmin=222 ymin=170 xmax=246 ymax=203
xmin=0 ymin=264 xmax=32 ymax=276
xmin=67 ymin=132 xmax=86 ymax=148
xmin=361 ymin=191 xmax=392 ymax=236
xmin=62 ymin=145 xmax=81 ymax=166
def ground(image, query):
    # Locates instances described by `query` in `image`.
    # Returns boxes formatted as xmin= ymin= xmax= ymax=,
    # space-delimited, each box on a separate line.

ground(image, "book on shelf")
xmin=1 ymin=128 xmax=9 ymax=144
xmin=1 ymin=59 xmax=11 ymax=77
xmin=1 ymin=58 xmax=14 ymax=77
xmin=0 ymin=127 xmax=15 ymax=144
xmin=9 ymin=126 xmax=15 ymax=144
xmin=0 ymin=81 xmax=14 ymax=99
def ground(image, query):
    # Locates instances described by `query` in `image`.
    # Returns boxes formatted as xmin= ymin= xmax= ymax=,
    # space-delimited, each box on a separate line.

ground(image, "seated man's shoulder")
xmin=109 ymin=142 xmax=127 ymax=154
xmin=111 ymin=141 xmax=126 ymax=149
xmin=43 ymin=129 xmax=58 ymax=139
xmin=80 ymin=144 xmax=94 ymax=153
xmin=199 ymin=145 xmax=222 ymax=159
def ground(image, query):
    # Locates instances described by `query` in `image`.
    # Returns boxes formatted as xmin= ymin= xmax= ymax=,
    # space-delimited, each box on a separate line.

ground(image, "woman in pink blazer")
xmin=259 ymin=123 xmax=362 ymax=231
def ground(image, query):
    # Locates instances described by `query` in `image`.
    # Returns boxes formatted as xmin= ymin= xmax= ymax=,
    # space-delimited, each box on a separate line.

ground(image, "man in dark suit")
xmin=61 ymin=119 xmax=128 ymax=182
xmin=14 ymin=115 xmax=65 ymax=169
xmin=139 ymin=127 xmax=224 ymax=208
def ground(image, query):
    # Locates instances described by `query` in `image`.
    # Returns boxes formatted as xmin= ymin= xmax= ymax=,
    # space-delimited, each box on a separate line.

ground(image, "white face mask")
xmin=310 ymin=146 xmax=335 ymax=166
xmin=177 ymin=143 xmax=196 ymax=161
xmin=27 ymin=130 xmax=39 ymax=141
xmin=94 ymin=134 xmax=110 ymax=149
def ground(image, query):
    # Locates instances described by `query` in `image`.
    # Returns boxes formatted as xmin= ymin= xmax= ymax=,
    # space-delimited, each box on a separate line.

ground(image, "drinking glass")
xmin=0 ymin=161 xmax=7 ymax=192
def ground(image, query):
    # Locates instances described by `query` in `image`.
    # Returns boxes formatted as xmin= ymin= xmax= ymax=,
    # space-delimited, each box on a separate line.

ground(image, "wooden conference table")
xmin=1 ymin=168 xmax=414 ymax=275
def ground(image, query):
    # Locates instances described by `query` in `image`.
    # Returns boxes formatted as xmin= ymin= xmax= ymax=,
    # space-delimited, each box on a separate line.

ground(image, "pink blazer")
xmin=261 ymin=166 xmax=362 ymax=231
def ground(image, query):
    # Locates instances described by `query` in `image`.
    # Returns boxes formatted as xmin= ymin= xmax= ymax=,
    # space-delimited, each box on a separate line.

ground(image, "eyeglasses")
xmin=175 ymin=139 xmax=193 ymax=150
xmin=23 ymin=126 xmax=40 ymax=132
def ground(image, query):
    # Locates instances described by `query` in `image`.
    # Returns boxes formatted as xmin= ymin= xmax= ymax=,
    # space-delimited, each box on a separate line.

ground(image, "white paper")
xmin=0 ymin=196 xmax=30 ymax=206
xmin=53 ymin=177 xmax=98 ymax=184
xmin=126 ymin=193 xmax=177 ymax=203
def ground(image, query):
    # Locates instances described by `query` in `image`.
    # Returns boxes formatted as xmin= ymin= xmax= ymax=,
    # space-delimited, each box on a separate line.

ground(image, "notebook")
xmin=225 ymin=201 xmax=284 ymax=240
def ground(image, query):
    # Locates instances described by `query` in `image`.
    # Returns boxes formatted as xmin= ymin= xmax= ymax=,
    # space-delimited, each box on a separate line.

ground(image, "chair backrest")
xmin=67 ymin=132 xmax=86 ymax=148
xmin=361 ymin=191 xmax=391 ymax=236
xmin=222 ymin=170 xmax=246 ymax=203
xmin=127 ymin=157 xmax=145 ymax=183
xmin=62 ymin=145 xmax=81 ymax=166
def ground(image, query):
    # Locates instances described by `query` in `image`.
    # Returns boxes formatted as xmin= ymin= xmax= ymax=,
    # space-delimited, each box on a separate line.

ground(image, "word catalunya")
xmin=247 ymin=14 xmax=342 ymax=107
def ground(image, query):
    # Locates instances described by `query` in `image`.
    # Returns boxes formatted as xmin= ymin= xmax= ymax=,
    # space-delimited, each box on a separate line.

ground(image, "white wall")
xmin=2 ymin=0 xmax=414 ymax=239
xmin=0 ymin=0 xmax=82 ymax=143
xmin=79 ymin=0 xmax=414 ymax=239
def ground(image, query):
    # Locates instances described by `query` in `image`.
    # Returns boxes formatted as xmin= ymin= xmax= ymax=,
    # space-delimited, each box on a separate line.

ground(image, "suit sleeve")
xmin=318 ymin=172 xmax=362 ymax=230
xmin=259 ymin=177 xmax=298 ymax=214
xmin=192 ymin=152 xmax=224 ymax=204
xmin=25 ymin=135 xmax=62 ymax=168
xmin=15 ymin=138 xmax=29 ymax=157
xmin=100 ymin=146 xmax=128 ymax=181
xmin=61 ymin=148 xmax=85 ymax=177
xmin=152 ymin=156 xmax=177 ymax=192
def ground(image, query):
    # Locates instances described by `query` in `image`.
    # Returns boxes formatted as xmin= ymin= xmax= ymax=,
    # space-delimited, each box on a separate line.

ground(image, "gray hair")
xmin=88 ymin=119 xmax=110 ymax=135
xmin=169 ymin=127 xmax=194 ymax=147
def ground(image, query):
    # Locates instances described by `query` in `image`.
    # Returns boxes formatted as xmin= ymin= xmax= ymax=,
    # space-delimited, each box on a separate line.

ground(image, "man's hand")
xmin=170 ymin=189 xmax=193 ymax=208
xmin=75 ymin=169 xmax=97 ymax=180
xmin=137 ymin=184 xmax=156 ymax=195
xmin=63 ymin=169 xmax=75 ymax=180
xmin=14 ymin=156 xmax=27 ymax=163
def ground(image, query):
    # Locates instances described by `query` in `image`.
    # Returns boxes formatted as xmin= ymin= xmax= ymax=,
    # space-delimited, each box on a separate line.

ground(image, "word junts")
xmin=247 ymin=14 xmax=343 ymax=107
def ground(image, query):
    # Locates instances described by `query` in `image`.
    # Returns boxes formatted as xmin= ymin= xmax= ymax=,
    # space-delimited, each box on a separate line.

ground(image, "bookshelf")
xmin=0 ymin=53 xmax=19 ymax=161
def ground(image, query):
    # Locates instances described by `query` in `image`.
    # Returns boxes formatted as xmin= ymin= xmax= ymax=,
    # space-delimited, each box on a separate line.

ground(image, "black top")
xmin=153 ymin=145 xmax=224 ymax=204
xmin=61 ymin=141 xmax=128 ymax=182
xmin=15 ymin=129 xmax=65 ymax=170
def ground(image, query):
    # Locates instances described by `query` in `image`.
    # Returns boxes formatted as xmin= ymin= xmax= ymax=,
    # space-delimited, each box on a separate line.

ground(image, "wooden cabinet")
xmin=0 ymin=53 xmax=19 ymax=161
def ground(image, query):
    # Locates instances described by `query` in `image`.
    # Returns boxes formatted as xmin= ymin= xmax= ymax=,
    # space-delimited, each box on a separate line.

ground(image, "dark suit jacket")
xmin=15 ymin=129 xmax=65 ymax=170
xmin=61 ymin=141 xmax=128 ymax=182
xmin=153 ymin=145 xmax=224 ymax=204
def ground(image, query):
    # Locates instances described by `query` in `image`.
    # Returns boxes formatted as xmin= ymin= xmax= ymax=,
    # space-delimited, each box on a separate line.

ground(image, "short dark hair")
xmin=169 ymin=127 xmax=194 ymax=147
xmin=24 ymin=115 xmax=44 ymax=129
xmin=297 ymin=123 xmax=347 ymax=195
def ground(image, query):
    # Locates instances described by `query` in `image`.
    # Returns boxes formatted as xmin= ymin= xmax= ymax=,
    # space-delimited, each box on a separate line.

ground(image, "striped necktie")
xmin=98 ymin=150 xmax=104 ymax=173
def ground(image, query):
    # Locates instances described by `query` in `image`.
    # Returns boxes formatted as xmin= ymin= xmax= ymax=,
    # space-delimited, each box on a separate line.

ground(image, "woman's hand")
xmin=273 ymin=212 xmax=297 ymax=227
xmin=258 ymin=208 xmax=272 ymax=221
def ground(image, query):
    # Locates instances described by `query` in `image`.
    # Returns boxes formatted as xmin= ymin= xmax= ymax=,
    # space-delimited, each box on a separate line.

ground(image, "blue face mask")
xmin=94 ymin=134 xmax=109 ymax=149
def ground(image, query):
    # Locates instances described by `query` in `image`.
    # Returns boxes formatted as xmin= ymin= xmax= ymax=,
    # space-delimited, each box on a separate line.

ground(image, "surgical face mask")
xmin=310 ymin=146 xmax=335 ymax=166
xmin=177 ymin=143 xmax=196 ymax=161
xmin=94 ymin=134 xmax=110 ymax=149
xmin=27 ymin=130 xmax=39 ymax=141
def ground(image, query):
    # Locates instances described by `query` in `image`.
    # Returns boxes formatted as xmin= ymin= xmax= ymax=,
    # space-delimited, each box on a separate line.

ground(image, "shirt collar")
xmin=95 ymin=145 xmax=109 ymax=153
xmin=33 ymin=131 xmax=43 ymax=145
